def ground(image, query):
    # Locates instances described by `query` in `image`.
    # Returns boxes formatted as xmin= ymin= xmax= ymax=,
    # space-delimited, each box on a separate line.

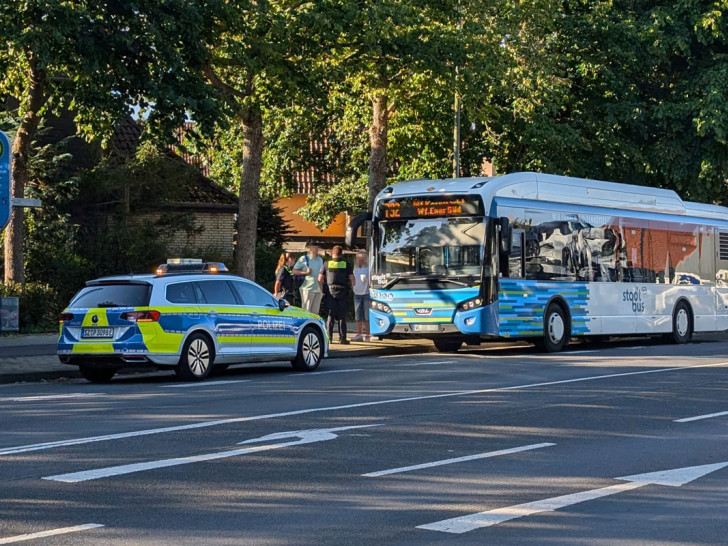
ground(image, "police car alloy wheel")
xmin=292 ymin=326 xmax=323 ymax=371
xmin=176 ymin=332 xmax=214 ymax=381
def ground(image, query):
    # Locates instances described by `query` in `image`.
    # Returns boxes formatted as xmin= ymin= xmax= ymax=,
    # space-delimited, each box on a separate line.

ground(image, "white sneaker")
xmin=351 ymin=334 xmax=364 ymax=342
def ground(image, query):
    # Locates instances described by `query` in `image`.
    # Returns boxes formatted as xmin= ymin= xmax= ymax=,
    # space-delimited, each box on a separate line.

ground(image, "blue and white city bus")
xmin=354 ymin=172 xmax=728 ymax=352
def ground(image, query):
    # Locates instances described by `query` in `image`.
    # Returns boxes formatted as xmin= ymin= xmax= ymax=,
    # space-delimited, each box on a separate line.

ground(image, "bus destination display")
xmin=379 ymin=195 xmax=483 ymax=219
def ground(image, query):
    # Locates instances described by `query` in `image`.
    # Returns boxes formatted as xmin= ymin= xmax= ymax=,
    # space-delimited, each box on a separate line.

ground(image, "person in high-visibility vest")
xmin=318 ymin=245 xmax=355 ymax=344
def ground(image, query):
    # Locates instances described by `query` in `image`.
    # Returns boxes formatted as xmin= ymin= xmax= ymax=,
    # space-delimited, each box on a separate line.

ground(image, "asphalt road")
xmin=1 ymin=338 xmax=728 ymax=545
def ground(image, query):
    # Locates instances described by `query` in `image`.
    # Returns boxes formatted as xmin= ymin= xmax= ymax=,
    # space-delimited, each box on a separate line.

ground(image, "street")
xmin=1 ymin=338 xmax=728 ymax=544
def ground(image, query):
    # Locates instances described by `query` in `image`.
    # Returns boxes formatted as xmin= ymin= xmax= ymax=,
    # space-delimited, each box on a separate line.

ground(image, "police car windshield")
xmin=70 ymin=284 xmax=151 ymax=308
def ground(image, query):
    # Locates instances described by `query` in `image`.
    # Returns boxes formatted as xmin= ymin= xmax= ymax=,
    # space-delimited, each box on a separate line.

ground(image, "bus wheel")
xmin=433 ymin=338 xmax=463 ymax=353
xmin=539 ymin=303 xmax=569 ymax=353
xmin=669 ymin=301 xmax=692 ymax=344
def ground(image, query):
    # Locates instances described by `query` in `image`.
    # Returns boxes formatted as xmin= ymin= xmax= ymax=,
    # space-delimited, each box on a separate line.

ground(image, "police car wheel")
xmin=292 ymin=327 xmax=323 ymax=371
xmin=79 ymin=366 xmax=115 ymax=384
xmin=176 ymin=332 xmax=214 ymax=381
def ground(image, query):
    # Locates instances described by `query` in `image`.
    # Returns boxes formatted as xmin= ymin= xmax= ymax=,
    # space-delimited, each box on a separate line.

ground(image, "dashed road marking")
xmin=161 ymin=380 xmax=251 ymax=389
xmin=674 ymin=410 xmax=728 ymax=423
xmin=303 ymin=369 xmax=364 ymax=376
xmin=0 ymin=524 xmax=104 ymax=544
xmin=363 ymin=442 xmax=555 ymax=477
xmin=0 ymin=393 xmax=104 ymax=402
xmin=395 ymin=361 xmax=457 ymax=367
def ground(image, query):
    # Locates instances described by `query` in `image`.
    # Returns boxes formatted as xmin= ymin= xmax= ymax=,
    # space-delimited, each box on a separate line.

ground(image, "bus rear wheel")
xmin=537 ymin=303 xmax=570 ymax=353
xmin=668 ymin=301 xmax=692 ymax=344
xmin=433 ymin=338 xmax=463 ymax=353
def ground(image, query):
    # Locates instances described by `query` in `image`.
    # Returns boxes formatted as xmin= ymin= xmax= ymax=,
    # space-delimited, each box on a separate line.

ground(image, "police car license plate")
xmin=413 ymin=324 xmax=439 ymax=332
xmin=82 ymin=327 xmax=114 ymax=339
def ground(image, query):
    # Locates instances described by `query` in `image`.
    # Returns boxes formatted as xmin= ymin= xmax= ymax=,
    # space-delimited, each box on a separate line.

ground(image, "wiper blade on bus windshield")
xmin=383 ymin=275 xmax=471 ymax=289
xmin=383 ymin=274 xmax=416 ymax=289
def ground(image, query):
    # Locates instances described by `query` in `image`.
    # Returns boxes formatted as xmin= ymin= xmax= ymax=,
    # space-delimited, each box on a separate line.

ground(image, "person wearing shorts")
xmin=351 ymin=250 xmax=370 ymax=342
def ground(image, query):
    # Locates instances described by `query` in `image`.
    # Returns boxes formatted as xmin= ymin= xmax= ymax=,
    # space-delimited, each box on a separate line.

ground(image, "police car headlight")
xmin=458 ymin=297 xmax=484 ymax=311
xmin=370 ymin=300 xmax=392 ymax=314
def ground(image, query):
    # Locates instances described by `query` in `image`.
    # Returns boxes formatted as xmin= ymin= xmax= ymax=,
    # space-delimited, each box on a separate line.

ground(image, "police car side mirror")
xmin=278 ymin=299 xmax=287 ymax=312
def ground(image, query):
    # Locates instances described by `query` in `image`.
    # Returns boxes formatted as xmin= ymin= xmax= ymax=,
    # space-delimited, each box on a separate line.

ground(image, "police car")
xmin=57 ymin=260 xmax=328 ymax=383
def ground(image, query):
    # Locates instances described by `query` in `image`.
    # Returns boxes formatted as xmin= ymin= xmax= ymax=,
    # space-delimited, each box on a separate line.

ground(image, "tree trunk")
xmin=234 ymin=109 xmax=263 ymax=280
xmin=368 ymin=92 xmax=389 ymax=212
xmin=4 ymin=53 xmax=46 ymax=284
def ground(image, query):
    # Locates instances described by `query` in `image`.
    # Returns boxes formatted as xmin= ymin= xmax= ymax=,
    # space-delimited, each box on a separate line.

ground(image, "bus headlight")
xmin=458 ymin=297 xmax=484 ymax=311
xmin=371 ymin=300 xmax=392 ymax=314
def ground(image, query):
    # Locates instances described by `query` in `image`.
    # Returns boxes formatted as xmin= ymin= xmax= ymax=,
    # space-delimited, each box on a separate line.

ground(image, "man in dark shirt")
xmin=318 ymin=245 xmax=355 ymax=344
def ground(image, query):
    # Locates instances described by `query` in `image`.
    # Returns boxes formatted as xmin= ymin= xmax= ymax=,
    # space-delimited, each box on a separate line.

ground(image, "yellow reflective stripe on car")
xmin=81 ymin=308 xmax=110 ymax=327
xmin=137 ymin=322 xmax=184 ymax=354
xmin=73 ymin=309 xmax=114 ymax=353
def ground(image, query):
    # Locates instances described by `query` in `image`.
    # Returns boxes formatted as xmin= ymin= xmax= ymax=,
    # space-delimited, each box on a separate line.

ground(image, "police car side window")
xmin=232 ymin=281 xmax=276 ymax=307
xmin=197 ymin=280 xmax=237 ymax=305
xmin=166 ymin=282 xmax=196 ymax=304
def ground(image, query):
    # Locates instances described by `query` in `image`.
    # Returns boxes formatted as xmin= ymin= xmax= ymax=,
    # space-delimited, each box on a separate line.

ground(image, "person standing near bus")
xmin=273 ymin=252 xmax=296 ymax=303
xmin=293 ymin=242 xmax=324 ymax=315
xmin=351 ymin=250 xmax=370 ymax=342
xmin=318 ymin=245 xmax=355 ymax=344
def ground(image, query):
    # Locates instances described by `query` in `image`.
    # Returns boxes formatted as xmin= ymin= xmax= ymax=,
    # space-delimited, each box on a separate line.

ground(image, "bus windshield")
xmin=373 ymin=217 xmax=486 ymax=287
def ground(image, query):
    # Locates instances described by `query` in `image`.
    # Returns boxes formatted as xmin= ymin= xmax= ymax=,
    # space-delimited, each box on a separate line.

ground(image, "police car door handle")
xmin=208 ymin=310 xmax=218 ymax=316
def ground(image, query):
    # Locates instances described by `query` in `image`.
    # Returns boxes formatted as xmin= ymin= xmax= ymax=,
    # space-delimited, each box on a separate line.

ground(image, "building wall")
xmin=134 ymin=211 xmax=235 ymax=257
xmin=275 ymin=195 xmax=347 ymax=244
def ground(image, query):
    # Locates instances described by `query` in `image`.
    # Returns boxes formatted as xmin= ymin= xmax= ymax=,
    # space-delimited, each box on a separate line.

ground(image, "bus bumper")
xmin=370 ymin=302 xmax=499 ymax=337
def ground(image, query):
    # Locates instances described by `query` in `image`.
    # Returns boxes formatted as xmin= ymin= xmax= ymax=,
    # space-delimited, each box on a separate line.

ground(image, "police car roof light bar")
xmin=155 ymin=261 xmax=229 ymax=276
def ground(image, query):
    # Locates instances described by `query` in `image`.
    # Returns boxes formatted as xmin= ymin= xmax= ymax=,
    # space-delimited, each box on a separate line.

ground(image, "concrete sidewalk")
xmin=0 ymin=329 xmax=436 ymax=384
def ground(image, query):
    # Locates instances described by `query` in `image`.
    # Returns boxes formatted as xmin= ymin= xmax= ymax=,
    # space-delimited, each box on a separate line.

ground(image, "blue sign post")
xmin=0 ymin=130 xmax=11 ymax=232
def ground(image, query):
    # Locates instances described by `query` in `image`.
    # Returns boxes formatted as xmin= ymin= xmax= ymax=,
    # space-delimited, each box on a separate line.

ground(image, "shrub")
xmin=0 ymin=282 xmax=62 ymax=332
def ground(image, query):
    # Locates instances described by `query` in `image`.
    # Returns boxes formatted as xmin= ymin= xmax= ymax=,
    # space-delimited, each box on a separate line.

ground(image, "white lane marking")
xmin=2 ymin=361 xmax=727 ymax=456
xmin=675 ymin=410 xmax=728 ymax=423
xmin=563 ymin=350 xmax=599 ymax=355
xmin=161 ymin=380 xmax=251 ymax=389
xmin=0 ymin=393 xmax=104 ymax=402
xmin=303 ymin=369 xmax=363 ymax=376
xmin=0 ymin=524 xmax=104 ymax=544
xmin=616 ymin=346 xmax=648 ymax=350
xmin=43 ymin=425 xmax=379 ymax=482
xmin=418 ymin=461 xmax=728 ymax=534
xmin=395 ymin=360 xmax=457 ymax=367
xmin=363 ymin=442 xmax=555 ymax=477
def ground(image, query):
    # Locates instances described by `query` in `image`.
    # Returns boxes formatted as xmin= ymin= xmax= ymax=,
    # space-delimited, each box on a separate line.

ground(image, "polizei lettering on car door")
xmin=256 ymin=320 xmax=287 ymax=330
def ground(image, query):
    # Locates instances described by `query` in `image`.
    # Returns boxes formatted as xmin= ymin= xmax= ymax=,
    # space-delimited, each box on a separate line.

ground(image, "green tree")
xmin=0 ymin=1 xmax=218 ymax=283
xmin=199 ymin=0 xmax=338 ymax=280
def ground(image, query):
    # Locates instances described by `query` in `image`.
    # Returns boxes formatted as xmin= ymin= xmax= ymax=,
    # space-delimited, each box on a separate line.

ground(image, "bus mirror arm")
xmin=345 ymin=212 xmax=371 ymax=249
xmin=499 ymin=217 xmax=512 ymax=255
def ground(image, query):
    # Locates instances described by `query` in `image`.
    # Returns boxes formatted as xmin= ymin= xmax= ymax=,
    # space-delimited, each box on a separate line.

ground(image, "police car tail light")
xmin=370 ymin=300 xmax=392 ymax=314
xmin=458 ymin=297 xmax=484 ymax=311
xmin=121 ymin=311 xmax=161 ymax=322
xmin=59 ymin=313 xmax=74 ymax=323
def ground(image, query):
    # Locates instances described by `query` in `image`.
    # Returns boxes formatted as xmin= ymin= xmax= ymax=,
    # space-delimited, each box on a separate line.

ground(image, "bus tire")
xmin=669 ymin=301 xmax=692 ymax=344
xmin=433 ymin=338 xmax=462 ymax=353
xmin=538 ymin=303 xmax=569 ymax=353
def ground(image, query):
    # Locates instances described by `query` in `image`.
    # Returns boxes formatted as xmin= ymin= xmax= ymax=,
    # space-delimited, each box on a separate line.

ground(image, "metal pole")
xmin=452 ymin=1 xmax=463 ymax=179
xmin=453 ymin=90 xmax=461 ymax=178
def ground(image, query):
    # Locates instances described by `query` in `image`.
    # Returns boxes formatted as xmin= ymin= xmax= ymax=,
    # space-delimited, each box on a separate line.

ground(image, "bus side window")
xmin=509 ymin=229 xmax=525 ymax=278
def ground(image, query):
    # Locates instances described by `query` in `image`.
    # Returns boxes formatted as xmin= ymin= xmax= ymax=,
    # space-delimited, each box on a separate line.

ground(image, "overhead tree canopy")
xmin=0 ymin=0 xmax=220 ymax=282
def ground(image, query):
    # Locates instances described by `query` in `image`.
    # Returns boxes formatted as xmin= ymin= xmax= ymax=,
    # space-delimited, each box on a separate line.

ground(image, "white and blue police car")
xmin=57 ymin=260 xmax=328 ymax=382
